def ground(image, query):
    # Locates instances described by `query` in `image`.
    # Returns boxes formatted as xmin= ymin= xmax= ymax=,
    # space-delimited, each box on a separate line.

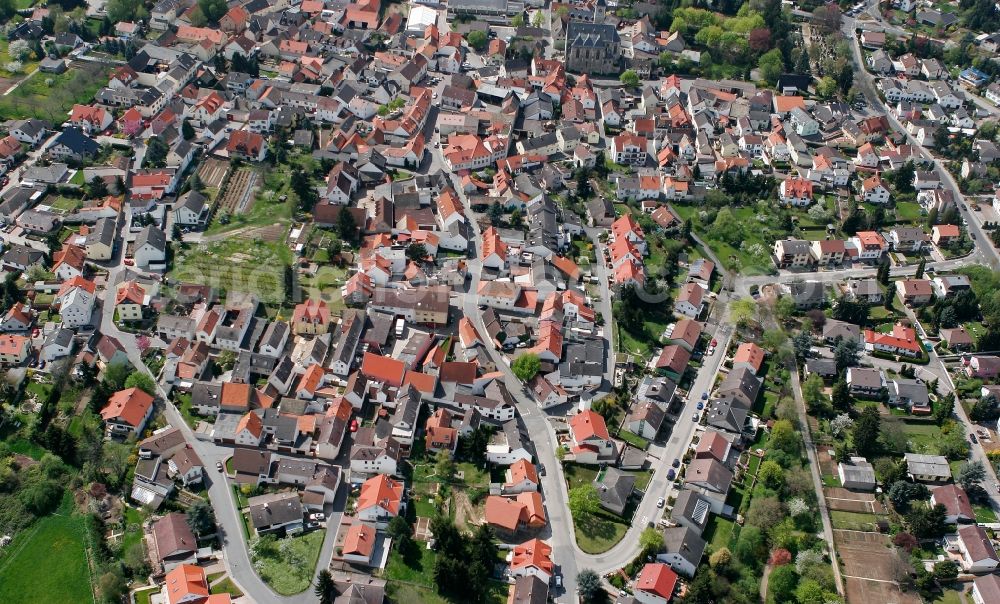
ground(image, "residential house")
xmin=100 ymin=387 xmax=155 ymax=437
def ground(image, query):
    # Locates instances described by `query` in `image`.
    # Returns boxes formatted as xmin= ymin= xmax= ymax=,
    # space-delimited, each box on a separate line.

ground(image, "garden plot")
xmin=197 ymin=158 xmax=231 ymax=189
xmin=834 ymin=529 xmax=921 ymax=604
xmin=824 ymin=487 xmax=883 ymax=514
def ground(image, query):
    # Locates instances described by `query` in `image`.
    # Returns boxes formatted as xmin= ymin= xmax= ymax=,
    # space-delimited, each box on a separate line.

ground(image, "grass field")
xmin=0 ymin=63 xmax=106 ymax=121
xmin=170 ymin=238 xmax=292 ymax=305
xmin=255 ymin=530 xmax=325 ymax=595
xmin=0 ymin=493 xmax=93 ymax=604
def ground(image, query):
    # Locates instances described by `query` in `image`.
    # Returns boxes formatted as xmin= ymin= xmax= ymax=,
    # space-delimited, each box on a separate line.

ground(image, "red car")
xmin=123 ymin=258 xmax=134 ymax=266
xmin=350 ymin=419 xmax=359 ymax=433
xmin=710 ymin=339 xmax=717 ymax=347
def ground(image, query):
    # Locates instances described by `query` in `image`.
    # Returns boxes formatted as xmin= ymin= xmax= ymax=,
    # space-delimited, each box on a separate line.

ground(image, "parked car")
xmin=970 ymin=433 xmax=978 ymax=443
xmin=309 ymin=512 xmax=325 ymax=521
xmin=216 ymin=461 xmax=223 ymax=471
xmin=701 ymin=392 xmax=708 ymax=400
xmin=697 ymin=401 xmax=704 ymax=410
xmin=692 ymin=413 xmax=699 ymax=422
xmin=667 ymin=468 xmax=676 ymax=481
xmin=672 ymin=458 xmax=680 ymax=468
xmin=657 ymin=497 xmax=665 ymax=508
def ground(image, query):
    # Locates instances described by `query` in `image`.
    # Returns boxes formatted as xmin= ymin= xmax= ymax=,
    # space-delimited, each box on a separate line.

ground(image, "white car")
xmin=309 ymin=512 xmax=325 ymax=521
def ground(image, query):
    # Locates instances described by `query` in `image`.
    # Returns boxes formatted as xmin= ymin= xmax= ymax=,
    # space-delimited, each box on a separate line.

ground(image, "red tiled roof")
xmin=100 ymin=387 xmax=153 ymax=428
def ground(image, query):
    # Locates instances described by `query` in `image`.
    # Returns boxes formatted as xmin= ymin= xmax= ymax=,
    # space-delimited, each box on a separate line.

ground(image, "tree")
xmin=124 ymin=371 xmax=155 ymax=396
xmin=831 ymin=413 xmax=853 ymax=437
xmin=640 ymin=527 xmax=663 ymax=554
xmin=182 ymin=119 xmax=195 ymax=140
xmin=186 ymin=500 xmax=216 ymax=536
xmin=933 ymin=560 xmax=958 ymax=583
xmin=758 ymin=460 xmax=784 ymax=489
xmin=837 ymin=62 xmax=854 ymax=95
xmin=769 ymin=419 xmax=800 ymax=454
xmin=915 ymin=258 xmax=926 ymax=280
xmin=337 ymin=206 xmax=357 ymax=242
xmin=934 ymin=392 xmax=955 ymax=425
xmin=757 ymin=48 xmax=784 ymax=85
xmin=198 ymin=0 xmax=227 ymax=22
xmin=620 ymin=69 xmax=640 ymax=88
xmin=734 ymin=525 xmax=767 ymax=567
xmin=531 ymin=10 xmax=544 ymax=27
xmin=577 ymin=569 xmax=602 ymax=603
xmin=747 ymin=496 xmax=784 ymax=529
xmin=511 ymin=13 xmax=525 ymax=28
xmin=774 ymin=295 xmax=797 ymax=324
xmin=793 ymin=332 xmax=812 ymax=361
xmin=315 ymin=569 xmax=334 ymax=604
xmin=831 ymin=379 xmax=852 ymax=412
xmin=893 ymin=531 xmax=918 ymax=552
xmin=568 ymin=484 xmax=601 ymax=519
xmin=434 ymin=449 xmax=456 ymax=482
xmin=832 ymin=297 xmax=869 ymax=325
xmin=877 ymin=257 xmax=891 ymax=286
xmin=768 ymin=564 xmax=799 ymax=604
xmin=730 ymin=297 xmax=758 ymax=327
xmin=748 ymin=27 xmax=771 ymax=52
xmin=970 ymin=394 xmax=999 ymax=422
xmin=86 ymin=176 xmax=108 ymax=199
xmin=406 ymin=243 xmax=428 ymax=262
xmin=852 ymin=406 xmax=882 ymax=457
xmin=833 ymin=338 xmax=860 ymax=371
xmin=888 ymin=480 xmax=929 ymax=512
xmin=907 ymin=503 xmax=947 ymax=539
xmin=466 ymin=31 xmax=488 ymax=52
xmin=802 ymin=373 xmax=831 ymax=417
xmin=291 ymin=170 xmax=317 ymax=212
xmin=0 ymin=0 xmax=14 ymax=19
xmin=144 ymin=136 xmax=168 ymax=168
xmin=816 ymin=76 xmax=838 ymax=99
xmin=511 ymin=353 xmax=540 ymax=381
xmin=709 ymin=547 xmax=732 ymax=569
xmin=958 ymin=461 xmax=986 ymax=492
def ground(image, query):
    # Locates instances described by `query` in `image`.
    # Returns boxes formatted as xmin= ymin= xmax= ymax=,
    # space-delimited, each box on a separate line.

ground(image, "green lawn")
xmin=973 ymin=503 xmax=998 ymax=524
xmin=0 ymin=493 xmax=94 ymax=604
xmin=386 ymin=580 xmax=508 ymax=604
xmin=0 ymin=63 xmax=106 ymax=121
xmin=830 ymin=510 xmax=878 ymax=531
xmin=255 ymin=531 xmax=325 ymax=595
xmin=932 ymin=589 xmax=966 ymax=604
xmin=618 ymin=316 xmax=670 ymax=359
xmin=48 ymin=195 xmax=83 ymax=212
xmin=901 ymin=421 xmax=944 ymax=454
xmin=134 ymin=587 xmax=159 ymax=604
xmin=615 ymin=429 xmax=650 ymax=450
xmin=564 ymin=463 xmax=599 ymax=489
xmin=894 ymin=202 xmax=925 ymax=224
xmin=574 ymin=511 xmax=629 ymax=554
xmin=210 ymin=577 xmax=244 ymax=597
xmin=170 ymin=237 xmax=292 ymax=306
xmin=703 ymin=515 xmax=736 ymax=553
xmin=68 ymin=170 xmax=85 ymax=186
xmin=386 ymin=546 xmax=437 ymax=587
